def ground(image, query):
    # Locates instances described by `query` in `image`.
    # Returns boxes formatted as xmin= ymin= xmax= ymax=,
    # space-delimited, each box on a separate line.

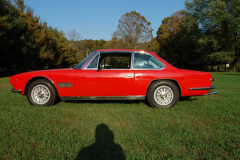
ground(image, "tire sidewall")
xmin=27 ymin=79 xmax=57 ymax=106
xmin=147 ymin=81 xmax=179 ymax=108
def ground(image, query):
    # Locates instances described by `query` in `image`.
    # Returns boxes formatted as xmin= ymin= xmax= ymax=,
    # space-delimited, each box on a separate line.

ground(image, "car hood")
xmin=10 ymin=68 xmax=76 ymax=86
xmin=11 ymin=68 xmax=74 ymax=77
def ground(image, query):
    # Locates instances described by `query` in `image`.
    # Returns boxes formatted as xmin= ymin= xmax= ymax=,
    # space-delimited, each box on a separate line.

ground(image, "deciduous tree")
xmin=113 ymin=11 xmax=153 ymax=49
xmin=0 ymin=0 xmax=76 ymax=75
xmin=184 ymin=0 xmax=240 ymax=71
xmin=103 ymin=37 xmax=127 ymax=49
xmin=156 ymin=11 xmax=200 ymax=66
xmin=66 ymin=29 xmax=81 ymax=48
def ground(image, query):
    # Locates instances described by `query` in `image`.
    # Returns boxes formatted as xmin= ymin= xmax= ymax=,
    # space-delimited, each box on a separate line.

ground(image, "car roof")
xmin=95 ymin=49 xmax=150 ymax=52
xmin=92 ymin=49 xmax=176 ymax=70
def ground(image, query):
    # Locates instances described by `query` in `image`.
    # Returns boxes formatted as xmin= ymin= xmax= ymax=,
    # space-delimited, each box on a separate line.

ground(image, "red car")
xmin=10 ymin=49 xmax=218 ymax=108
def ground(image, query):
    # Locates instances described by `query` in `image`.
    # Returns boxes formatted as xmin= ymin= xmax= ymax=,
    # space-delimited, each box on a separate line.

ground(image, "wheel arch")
xmin=24 ymin=76 xmax=59 ymax=96
xmin=146 ymin=79 xmax=182 ymax=96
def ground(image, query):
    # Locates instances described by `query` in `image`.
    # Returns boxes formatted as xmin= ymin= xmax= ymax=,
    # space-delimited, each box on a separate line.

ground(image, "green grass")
xmin=0 ymin=72 xmax=239 ymax=159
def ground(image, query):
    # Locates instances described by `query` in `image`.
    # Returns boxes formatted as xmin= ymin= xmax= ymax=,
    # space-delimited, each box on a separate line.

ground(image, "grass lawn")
xmin=0 ymin=72 xmax=239 ymax=159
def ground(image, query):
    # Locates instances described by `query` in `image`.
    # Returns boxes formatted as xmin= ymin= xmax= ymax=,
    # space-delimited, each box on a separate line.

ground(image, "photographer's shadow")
xmin=76 ymin=123 xmax=126 ymax=160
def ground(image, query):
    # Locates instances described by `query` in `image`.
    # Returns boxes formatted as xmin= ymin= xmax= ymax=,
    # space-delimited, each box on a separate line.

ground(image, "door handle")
xmin=123 ymin=74 xmax=134 ymax=78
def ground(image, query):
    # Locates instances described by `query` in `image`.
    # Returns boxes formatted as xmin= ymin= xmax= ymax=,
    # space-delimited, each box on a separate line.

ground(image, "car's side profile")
xmin=10 ymin=49 xmax=218 ymax=108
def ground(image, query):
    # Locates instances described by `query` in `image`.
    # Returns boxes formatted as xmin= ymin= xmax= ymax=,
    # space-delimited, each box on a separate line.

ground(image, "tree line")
xmin=157 ymin=0 xmax=240 ymax=72
xmin=0 ymin=0 xmax=76 ymax=75
xmin=0 ymin=0 xmax=239 ymax=75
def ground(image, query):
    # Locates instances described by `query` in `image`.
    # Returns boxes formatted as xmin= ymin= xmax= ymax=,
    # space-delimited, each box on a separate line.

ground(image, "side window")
xmin=99 ymin=53 xmax=131 ymax=69
xmin=133 ymin=53 xmax=165 ymax=69
xmin=87 ymin=54 xmax=99 ymax=69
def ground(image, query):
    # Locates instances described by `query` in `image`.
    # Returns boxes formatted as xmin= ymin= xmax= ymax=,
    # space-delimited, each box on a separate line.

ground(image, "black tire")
xmin=147 ymin=80 xmax=179 ymax=108
xmin=27 ymin=79 xmax=57 ymax=106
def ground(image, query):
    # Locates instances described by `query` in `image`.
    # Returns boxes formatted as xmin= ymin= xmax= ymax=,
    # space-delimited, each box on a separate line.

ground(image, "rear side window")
xmin=133 ymin=52 xmax=165 ymax=69
xmin=99 ymin=52 xmax=131 ymax=69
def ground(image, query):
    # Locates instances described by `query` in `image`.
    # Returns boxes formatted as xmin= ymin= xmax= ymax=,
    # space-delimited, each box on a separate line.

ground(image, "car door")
xmin=75 ymin=52 xmax=135 ymax=96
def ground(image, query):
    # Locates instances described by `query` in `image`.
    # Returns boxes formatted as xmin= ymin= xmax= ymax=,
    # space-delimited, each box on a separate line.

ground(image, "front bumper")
xmin=11 ymin=88 xmax=22 ymax=93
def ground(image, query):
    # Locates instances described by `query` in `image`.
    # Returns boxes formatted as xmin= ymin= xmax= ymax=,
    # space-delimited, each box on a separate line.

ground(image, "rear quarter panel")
xmin=131 ymin=69 xmax=212 ymax=96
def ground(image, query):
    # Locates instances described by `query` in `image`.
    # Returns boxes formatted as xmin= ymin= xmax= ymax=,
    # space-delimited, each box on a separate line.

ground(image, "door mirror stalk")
xmin=97 ymin=66 xmax=100 ymax=72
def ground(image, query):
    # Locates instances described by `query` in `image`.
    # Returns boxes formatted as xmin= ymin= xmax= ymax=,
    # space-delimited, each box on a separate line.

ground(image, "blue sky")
xmin=24 ymin=0 xmax=186 ymax=40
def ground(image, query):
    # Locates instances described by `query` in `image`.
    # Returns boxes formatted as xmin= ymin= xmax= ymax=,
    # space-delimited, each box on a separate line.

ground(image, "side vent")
xmin=58 ymin=83 xmax=73 ymax=88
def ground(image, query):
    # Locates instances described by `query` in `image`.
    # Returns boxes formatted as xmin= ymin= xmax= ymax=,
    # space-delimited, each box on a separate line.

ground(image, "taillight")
xmin=210 ymin=78 xmax=215 ymax=82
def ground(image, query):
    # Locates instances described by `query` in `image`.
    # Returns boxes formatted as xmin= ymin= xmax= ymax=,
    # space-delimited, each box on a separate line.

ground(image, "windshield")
xmin=74 ymin=51 xmax=96 ymax=69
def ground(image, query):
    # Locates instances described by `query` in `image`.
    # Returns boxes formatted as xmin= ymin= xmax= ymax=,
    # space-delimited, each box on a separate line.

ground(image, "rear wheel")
xmin=147 ymin=81 xmax=179 ymax=108
xmin=27 ymin=79 xmax=57 ymax=106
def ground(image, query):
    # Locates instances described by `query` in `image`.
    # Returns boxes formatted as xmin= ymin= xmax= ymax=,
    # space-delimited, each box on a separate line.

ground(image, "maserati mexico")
xmin=10 ymin=49 xmax=218 ymax=108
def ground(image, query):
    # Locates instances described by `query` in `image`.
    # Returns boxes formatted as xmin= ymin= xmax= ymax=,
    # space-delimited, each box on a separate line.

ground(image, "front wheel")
xmin=147 ymin=81 xmax=179 ymax=108
xmin=27 ymin=79 xmax=57 ymax=106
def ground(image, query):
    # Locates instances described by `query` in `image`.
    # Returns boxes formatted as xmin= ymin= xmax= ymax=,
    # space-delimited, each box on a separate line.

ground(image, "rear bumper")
xmin=11 ymin=88 xmax=22 ymax=93
xmin=205 ymin=91 xmax=218 ymax=95
xmin=189 ymin=85 xmax=218 ymax=95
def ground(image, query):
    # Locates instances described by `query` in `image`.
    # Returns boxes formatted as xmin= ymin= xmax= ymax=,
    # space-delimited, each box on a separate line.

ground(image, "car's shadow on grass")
xmin=179 ymin=96 xmax=198 ymax=101
xmin=61 ymin=99 xmax=154 ymax=108
xmin=61 ymin=97 xmax=197 ymax=108
xmin=75 ymin=123 xmax=126 ymax=160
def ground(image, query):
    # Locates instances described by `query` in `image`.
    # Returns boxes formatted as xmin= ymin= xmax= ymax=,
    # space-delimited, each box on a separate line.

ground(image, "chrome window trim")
xmin=76 ymin=50 xmax=97 ymax=69
xmin=82 ymin=51 xmax=165 ymax=70
xmin=132 ymin=51 xmax=166 ymax=70
xmin=131 ymin=52 xmax=134 ymax=69
xmin=92 ymin=51 xmax=133 ymax=70
xmin=83 ymin=52 xmax=100 ymax=70
xmin=95 ymin=69 xmax=133 ymax=71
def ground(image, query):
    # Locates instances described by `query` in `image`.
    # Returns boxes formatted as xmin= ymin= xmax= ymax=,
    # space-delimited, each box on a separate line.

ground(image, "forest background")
xmin=0 ymin=0 xmax=239 ymax=75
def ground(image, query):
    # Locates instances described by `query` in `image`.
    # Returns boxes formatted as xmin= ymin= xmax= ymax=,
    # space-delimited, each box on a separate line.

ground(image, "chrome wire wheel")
xmin=31 ymin=85 xmax=51 ymax=105
xmin=153 ymin=86 xmax=174 ymax=106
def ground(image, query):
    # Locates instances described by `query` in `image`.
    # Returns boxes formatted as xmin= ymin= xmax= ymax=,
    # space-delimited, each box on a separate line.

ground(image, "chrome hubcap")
xmin=31 ymin=85 xmax=51 ymax=105
xmin=154 ymin=86 xmax=174 ymax=106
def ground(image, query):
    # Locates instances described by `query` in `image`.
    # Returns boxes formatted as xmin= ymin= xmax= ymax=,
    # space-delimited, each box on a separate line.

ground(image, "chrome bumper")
xmin=205 ymin=91 xmax=218 ymax=95
xmin=11 ymin=88 xmax=22 ymax=93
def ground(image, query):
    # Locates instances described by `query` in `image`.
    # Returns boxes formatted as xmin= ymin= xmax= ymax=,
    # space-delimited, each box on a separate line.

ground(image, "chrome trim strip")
xmin=11 ymin=89 xmax=22 ymax=93
xmin=83 ymin=68 xmax=133 ymax=71
xmin=60 ymin=96 xmax=146 ymax=101
xmin=205 ymin=91 xmax=218 ymax=95
xmin=133 ymin=68 xmax=166 ymax=70
xmin=131 ymin=52 xmax=134 ymax=69
xmin=189 ymin=84 xmax=215 ymax=90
